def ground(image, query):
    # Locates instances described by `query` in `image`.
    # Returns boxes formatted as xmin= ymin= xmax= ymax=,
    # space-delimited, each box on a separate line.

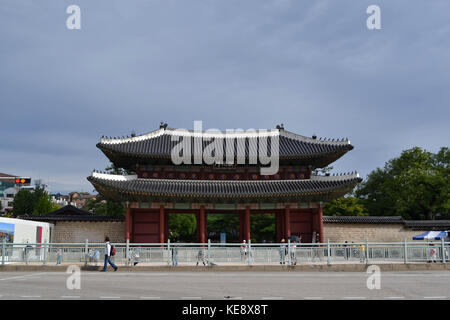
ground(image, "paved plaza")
xmin=0 ymin=271 xmax=449 ymax=300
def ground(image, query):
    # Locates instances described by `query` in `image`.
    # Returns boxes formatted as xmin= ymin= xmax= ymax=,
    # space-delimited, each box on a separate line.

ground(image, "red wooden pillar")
xmin=125 ymin=203 xmax=131 ymax=241
xmin=244 ymin=206 xmax=251 ymax=241
xmin=284 ymin=205 xmax=291 ymax=240
xmin=199 ymin=205 xmax=206 ymax=243
xmin=159 ymin=205 xmax=165 ymax=243
xmin=318 ymin=204 xmax=324 ymax=243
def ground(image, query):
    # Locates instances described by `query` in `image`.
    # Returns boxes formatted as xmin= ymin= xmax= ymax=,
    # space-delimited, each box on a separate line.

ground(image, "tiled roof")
xmin=323 ymin=216 xmax=450 ymax=228
xmin=323 ymin=216 xmax=404 ymax=224
xmin=404 ymin=220 xmax=450 ymax=228
xmin=19 ymin=215 xmax=124 ymax=222
xmin=96 ymin=128 xmax=353 ymax=167
xmin=87 ymin=172 xmax=362 ymax=201
xmin=43 ymin=205 xmax=92 ymax=216
xmin=17 ymin=205 xmax=124 ymax=222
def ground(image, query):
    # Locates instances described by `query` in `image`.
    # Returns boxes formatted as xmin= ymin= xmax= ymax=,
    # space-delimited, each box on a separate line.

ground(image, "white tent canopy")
xmin=412 ymin=231 xmax=448 ymax=240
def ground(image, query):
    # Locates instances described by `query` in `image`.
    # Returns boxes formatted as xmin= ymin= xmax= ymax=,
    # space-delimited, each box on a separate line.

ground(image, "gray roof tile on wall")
xmin=323 ymin=216 xmax=404 ymax=224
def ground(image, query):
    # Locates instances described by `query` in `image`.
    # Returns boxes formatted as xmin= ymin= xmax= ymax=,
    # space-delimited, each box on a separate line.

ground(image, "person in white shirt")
xmin=240 ymin=240 xmax=248 ymax=262
xmin=101 ymin=236 xmax=118 ymax=272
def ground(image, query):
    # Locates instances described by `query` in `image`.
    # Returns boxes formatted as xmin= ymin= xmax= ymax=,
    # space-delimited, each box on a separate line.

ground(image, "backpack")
xmin=110 ymin=245 xmax=116 ymax=256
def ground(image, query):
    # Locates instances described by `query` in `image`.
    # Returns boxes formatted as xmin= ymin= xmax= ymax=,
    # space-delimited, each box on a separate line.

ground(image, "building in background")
xmin=0 ymin=217 xmax=52 ymax=244
xmin=51 ymin=194 xmax=74 ymax=207
xmin=0 ymin=172 xmax=31 ymax=214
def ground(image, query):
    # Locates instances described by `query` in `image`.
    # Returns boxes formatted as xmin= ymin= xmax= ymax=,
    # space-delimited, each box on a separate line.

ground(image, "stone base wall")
xmin=49 ymin=221 xmax=425 ymax=243
xmin=323 ymin=223 xmax=421 ymax=243
xmin=51 ymin=221 xmax=125 ymax=243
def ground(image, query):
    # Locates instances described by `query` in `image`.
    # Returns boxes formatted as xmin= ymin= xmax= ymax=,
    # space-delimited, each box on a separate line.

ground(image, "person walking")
xmin=429 ymin=244 xmax=437 ymax=263
xmin=133 ymin=248 xmax=140 ymax=266
xmin=23 ymin=241 xmax=32 ymax=265
xmin=359 ymin=243 xmax=366 ymax=263
xmin=290 ymin=241 xmax=297 ymax=265
xmin=240 ymin=240 xmax=248 ymax=263
xmin=196 ymin=248 xmax=207 ymax=266
xmin=343 ymin=241 xmax=349 ymax=260
xmin=279 ymin=239 xmax=287 ymax=265
xmin=172 ymin=243 xmax=179 ymax=266
xmin=312 ymin=234 xmax=322 ymax=262
xmin=56 ymin=249 xmax=62 ymax=265
xmin=101 ymin=236 xmax=118 ymax=272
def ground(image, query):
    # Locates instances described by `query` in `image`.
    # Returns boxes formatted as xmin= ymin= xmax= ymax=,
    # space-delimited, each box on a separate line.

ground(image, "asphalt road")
xmin=0 ymin=271 xmax=449 ymax=300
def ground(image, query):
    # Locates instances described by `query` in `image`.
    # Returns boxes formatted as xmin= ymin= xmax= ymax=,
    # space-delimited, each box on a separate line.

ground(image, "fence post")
xmin=248 ymin=240 xmax=252 ymax=266
xmin=167 ymin=239 xmax=171 ymax=266
xmin=327 ymin=239 xmax=331 ymax=265
xmin=207 ymin=239 xmax=211 ymax=266
xmin=441 ymin=237 xmax=446 ymax=264
xmin=287 ymin=239 xmax=291 ymax=266
xmin=365 ymin=239 xmax=369 ymax=265
xmin=1 ymin=239 xmax=5 ymax=266
xmin=84 ymin=239 xmax=88 ymax=266
xmin=126 ymin=239 xmax=130 ymax=267
xmin=404 ymin=239 xmax=408 ymax=264
xmin=43 ymin=240 xmax=47 ymax=266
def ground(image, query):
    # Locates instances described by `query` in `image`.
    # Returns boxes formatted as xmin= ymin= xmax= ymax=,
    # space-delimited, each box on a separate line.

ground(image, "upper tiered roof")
xmin=97 ymin=127 xmax=354 ymax=169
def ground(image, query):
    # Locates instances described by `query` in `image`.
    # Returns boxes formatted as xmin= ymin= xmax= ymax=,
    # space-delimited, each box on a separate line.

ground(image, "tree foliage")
xmin=207 ymin=214 xmax=240 ymax=242
xmin=323 ymin=196 xmax=368 ymax=216
xmin=355 ymin=147 xmax=449 ymax=220
xmin=33 ymin=194 xmax=60 ymax=215
xmin=12 ymin=188 xmax=35 ymax=216
xmin=250 ymin=214 xmax=276 ymax=242
xmin=82 ymin=195 xmax=125 ymax=217
xmin=12 ymin=186 xmax=59 ymax=216
xmin=169 ymin=214 xmax=197 ymax=241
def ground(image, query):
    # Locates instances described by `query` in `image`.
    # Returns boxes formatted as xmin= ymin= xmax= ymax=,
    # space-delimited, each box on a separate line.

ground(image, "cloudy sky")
xmin=1 ymin=0 xmax=449 ymax=194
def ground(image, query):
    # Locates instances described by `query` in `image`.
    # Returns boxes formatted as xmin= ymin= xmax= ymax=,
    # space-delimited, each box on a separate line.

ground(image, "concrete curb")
xmin=1 ymin=263 xmax=450 ymax=272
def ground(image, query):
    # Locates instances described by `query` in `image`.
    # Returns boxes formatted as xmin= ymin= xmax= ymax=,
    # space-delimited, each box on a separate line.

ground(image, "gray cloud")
xmin=1 ymin=0 xmax=449 ymax=193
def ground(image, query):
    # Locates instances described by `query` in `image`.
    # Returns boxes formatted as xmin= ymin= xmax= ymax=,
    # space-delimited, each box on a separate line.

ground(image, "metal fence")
xmin=1 ymin=239 xmax=448 ymax=266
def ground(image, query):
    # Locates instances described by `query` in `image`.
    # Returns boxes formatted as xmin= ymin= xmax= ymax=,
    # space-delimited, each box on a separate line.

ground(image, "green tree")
xmin=33 ymin=194 xmax=54 ymax=215
xmin=82 ymin=195 xmax=125 ymax=217
xmin=12 ymin=185 xmax=58 ymax=216
xmin=169 ymin=214 xmax=197 ymax=241
xmin=12 ymin=188 xmax=35 ymax=216
xmin=355 ymin=147 xmax=449 ymax=220
xmin=250 ymin=214 xmax=276 ymax=242
xmin=323 ymin=196 xmax=369 ymax=216
xmin=207 ymin=214 xmax=240 ymax=242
